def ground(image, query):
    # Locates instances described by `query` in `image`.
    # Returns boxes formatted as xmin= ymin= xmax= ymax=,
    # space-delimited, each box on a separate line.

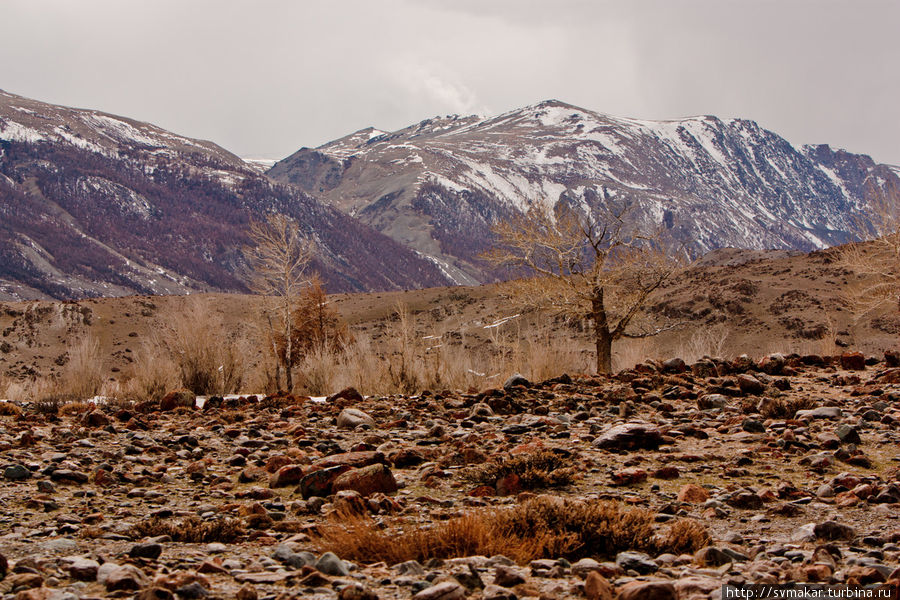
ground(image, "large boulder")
xmin=337 ymin=408 xmax=376 ymax=429
xmin=592 ymin=423 xmax=663 ymax=451
xmin=332 ymin=463 xmax=398 ymax=497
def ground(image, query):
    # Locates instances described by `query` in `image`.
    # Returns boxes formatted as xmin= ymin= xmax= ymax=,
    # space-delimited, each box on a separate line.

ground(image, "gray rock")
xmin=316 ymin=551 xmax=350 ymax=576
xmin=503 ymin=373 xmax=530 ymax=389
xmin=4 ymin=464 xmax=31 ymax=480
xmin=412 ymin=581 xmax=466 ymax=600
xmin=814 ymin=521 xmax=855 ymax=540
xmin=272 ymin=544 xmax=311 ymax=569
xmin=393 ymin=560 xmax=426 ymax=576
xmin=67 ymin=557 xmax=100 ymax=581
xmin=697 ymin=394 xmax=728 ymax=410
xmin=795 ymin=407 xmax=842 ymax=420
xmin=483 ymin=584 xmax=518 ymax=600
xmin=615 ymin=551 xmax=658 ymax=574
xmin=835 ymin=423 xmax=861 ymax=444
xmin=592 ymin=423 xmax=664 ymax=451
xmin=128 ymin=542 xmax=162 ymax=559
xmin=570 ymin=557 xmax=602 ymax=578
xmin=337 ymin=408 xmax=376 ymax=429
xmin=742 ymin=419 xmax=766 ymax=433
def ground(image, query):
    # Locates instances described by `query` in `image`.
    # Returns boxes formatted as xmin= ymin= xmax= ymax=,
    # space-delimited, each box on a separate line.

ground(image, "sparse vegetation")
xmin=129 ymin=516 xmax=245 ymax=543
xmin=759 ymin=396 xmax=818 ymax=419
xmin=162 ymin=299 xmax=244 ymax=395
xmin=312 ymin=496 xmax=709 ymax=564
xmin=486 ymin=201 xmax=683 ymax=373
xmin=464 ymin=450 xmax=577 ymax=491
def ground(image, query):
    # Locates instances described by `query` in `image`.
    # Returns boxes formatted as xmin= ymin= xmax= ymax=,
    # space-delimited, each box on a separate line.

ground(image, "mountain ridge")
xmin=0 ymin=90 xmax=453 ymax=300
xmin=269 ymin=99 xmax=899 ymax=284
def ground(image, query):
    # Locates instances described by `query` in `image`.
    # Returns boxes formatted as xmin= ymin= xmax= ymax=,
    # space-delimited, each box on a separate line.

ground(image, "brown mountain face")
xmin=0 ymin=90 xmax=452 ymax=300
xmin=268 ymin=100 xmax=900 ymax=285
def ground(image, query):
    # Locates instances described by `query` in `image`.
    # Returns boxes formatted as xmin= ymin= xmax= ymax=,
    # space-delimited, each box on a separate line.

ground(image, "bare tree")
xmin=244 ymin=214 xmax=314 ymax=391
xmin=486 ymin=201 xmax=682 ymax=374
xmin=838 ymin=192 xmax=900 ymax=318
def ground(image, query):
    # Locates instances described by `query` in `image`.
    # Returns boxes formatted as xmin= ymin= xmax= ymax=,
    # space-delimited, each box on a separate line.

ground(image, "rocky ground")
xmin=2 ymin=350 xmax=900 ymax=600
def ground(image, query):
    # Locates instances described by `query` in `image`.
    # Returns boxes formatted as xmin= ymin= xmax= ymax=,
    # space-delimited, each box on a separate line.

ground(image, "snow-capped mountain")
xmin=269 ymin=100 xmax=900 ymax=284
xmin=0 ymin=90 xmax=451 ymax=300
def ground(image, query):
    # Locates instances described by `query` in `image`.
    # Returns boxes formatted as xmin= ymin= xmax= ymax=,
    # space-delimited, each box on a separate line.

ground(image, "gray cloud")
xmin=1 ymin=0 xmax=897 ymax=164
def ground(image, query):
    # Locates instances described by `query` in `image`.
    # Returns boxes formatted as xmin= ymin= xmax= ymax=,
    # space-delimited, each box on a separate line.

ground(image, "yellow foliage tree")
xmin=486 ymin=201 xmax=682 ymax=374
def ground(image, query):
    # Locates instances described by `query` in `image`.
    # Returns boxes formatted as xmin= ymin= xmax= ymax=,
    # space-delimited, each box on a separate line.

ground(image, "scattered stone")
xmin=67 ymin=558 xmax=100 ymax=581
xmin=677 ymin=484 xmax=710 ymax=503
xmin=339 ymin=583 xmax=379 ymax=600
xmin=840 ymin=352 xmax=866 ymax=371
xmin=3 ymin=464 xmax=31 ymax=481
xmin=331 ymin=463 xmax=398 ymax=496
xmin=592 ymin=423 xmax=663 ymax=451
xmin=337 ymin=408 xmax=376 ymax=429
xmin=616 ymin=580 xmax=676 ymax=600
xmin=129 ymin=542 xmax=162 ymax=559
xmin=697 ymin=394 xmax=728 ymax=410
xmin=615 ymin=551 xmax=657 ymax=575
xmin=315 ymin=552 xmax=350 ymax=576
xmin=814 ymin=521 xmax=855 ymax=540
xmin=97 ymin=563 xmax=149 ymax=591
xmin=503 ymin=373 xmax=530 ymax=389
xmin=412 ymin=581 xmax=466 ymax=600
xmin=584 ymin=571 xmax=614 ymax=600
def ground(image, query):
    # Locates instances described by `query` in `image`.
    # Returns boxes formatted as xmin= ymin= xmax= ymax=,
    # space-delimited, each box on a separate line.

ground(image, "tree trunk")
xmin=266 ymin=314 xmax=282 ymax=392
xmin=591 ymin=286 xmax=613 ymax=374
xmin=284 ymin=301 xmax=293 ymax=392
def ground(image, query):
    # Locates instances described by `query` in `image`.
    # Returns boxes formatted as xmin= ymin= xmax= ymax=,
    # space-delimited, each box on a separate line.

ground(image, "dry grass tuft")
xmin=464 ymin=450 xmax=577 ymax=490
xmin=760 ymin=397 xmax=818 ymax=419
xmin=312 ymin=496 xmax=709 ymax=564
xmin=162 ymin=299 xmax=245 ymax=395
xmin=130 ymin=516 xmax=245 ymax=543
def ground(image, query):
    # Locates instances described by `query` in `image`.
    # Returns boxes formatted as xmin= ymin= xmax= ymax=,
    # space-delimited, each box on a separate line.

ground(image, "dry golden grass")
xmin=0 ymin=401 xmax=21 ymax=416
xmin=759 ymin=397 xmax=818 ymax=419
xmin=129 ymin=516 xmax=245 ymax=543
xmin=123 ymin=341 xmax=177 ymax=402
xmin=312 ymin=496 xmax=709 ymax=564
xmin=463 ymin=450 xmax=577 ymax=490
xmin=161 ymin=299 xmax=245 ymax=395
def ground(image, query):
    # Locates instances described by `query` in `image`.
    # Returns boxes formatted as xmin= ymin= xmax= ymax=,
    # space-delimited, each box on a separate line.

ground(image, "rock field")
xmin=2 ymin=350 xmax=900 ymax=600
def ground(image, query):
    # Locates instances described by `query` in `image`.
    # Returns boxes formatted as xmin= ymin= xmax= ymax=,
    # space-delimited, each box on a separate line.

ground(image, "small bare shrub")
xmin=464 ymin=450 xmax=577 ymax=490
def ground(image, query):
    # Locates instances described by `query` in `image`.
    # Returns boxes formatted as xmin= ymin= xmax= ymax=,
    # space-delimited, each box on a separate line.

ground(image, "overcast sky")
xmin=2 ymin=0 xmax=897 ymax=164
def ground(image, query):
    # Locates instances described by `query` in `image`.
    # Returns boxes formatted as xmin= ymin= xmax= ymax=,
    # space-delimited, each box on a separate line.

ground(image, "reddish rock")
xmin=736 ymin=374 xmax=765 ymax=395
xmin=311 ymin=451 xmax=386 ymax=472
xmin=299 ymin=465 xmax=352 ymax=499
xmin=495 ymin=473 xmax=521 ymax=496
xmin=616 ymin=581 xmax=676 ymax=600
xmin=92 ymin=468 xmax=116 ymax=487
xmin=468 ymin=485 xmax=496 ymax=497
xmin=328 ymin=387 xmax=364 ymax=404
xmin=159 ymin=390 xmax=195 ymax=411
xmin=81 ymin=411 xmax=110 ymax=427
xmin=265 ymin=454 xmax=294 ymax=474
xmin=651 ymin=466 xmax=680 ymax=480
xmin=677 ymin=484 xmax=710 ymax=503
xmin=332 ymin=463 xmax=398 ymax=497
xmin=592 ymin=423 xmax=663 ymax=451
xmin=610 ymin=468 xmax=647 ymax=486
xmin=840 ymin=352 xmax=866 ymax=371
xmin=269 ymin=464 xmax=305 ymax=488
xmin=584 ymin=571 xmax=614 ymax=600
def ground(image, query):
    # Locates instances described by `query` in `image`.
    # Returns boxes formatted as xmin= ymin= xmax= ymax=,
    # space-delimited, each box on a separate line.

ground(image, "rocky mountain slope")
xmin=0 ymin=90 xmax=451 ymax=300
xmin=269 ymin=100 xmax=900 ymax=284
